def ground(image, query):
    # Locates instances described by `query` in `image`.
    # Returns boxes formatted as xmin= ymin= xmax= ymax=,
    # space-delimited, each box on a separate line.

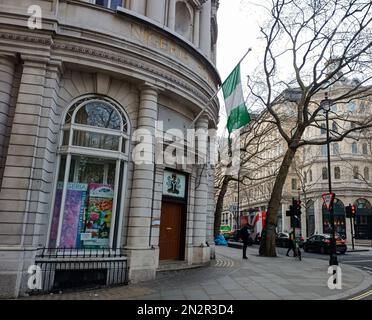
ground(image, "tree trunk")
xmin=214 ymin=176 xmax=230 ymax=237
xmin=259 ymin=146 xmax=297 ymax=256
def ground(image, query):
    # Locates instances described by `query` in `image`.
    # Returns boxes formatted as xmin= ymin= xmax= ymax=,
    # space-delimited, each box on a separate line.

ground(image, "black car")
xmin=229 ymin=229 xmax=253 ymax=246
xmin=302 ymin=234 xmax=347 ymax=254
xmin=276 ymin=232 xmax=290 ymax=247
xmin=276 ymin=232 xmax=305 ymax=248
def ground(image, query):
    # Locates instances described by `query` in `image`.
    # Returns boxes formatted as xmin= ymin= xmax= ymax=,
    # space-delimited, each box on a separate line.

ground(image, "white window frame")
xmin=46 ymin=95 xmax=130 ymax=251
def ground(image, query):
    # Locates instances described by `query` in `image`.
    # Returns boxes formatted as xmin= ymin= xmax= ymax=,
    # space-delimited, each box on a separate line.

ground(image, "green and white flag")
xmin=222 ymin=64 xmax=251 ymax=134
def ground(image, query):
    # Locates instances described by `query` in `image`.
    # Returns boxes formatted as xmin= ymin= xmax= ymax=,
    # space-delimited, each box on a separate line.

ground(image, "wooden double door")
xmin=159 ymin=201 xmax=184 ymax=260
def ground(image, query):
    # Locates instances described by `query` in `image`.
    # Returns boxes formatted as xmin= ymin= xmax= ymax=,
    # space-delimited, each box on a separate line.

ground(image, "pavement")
xmin=22 ymin=245 xmax=372 ymax=300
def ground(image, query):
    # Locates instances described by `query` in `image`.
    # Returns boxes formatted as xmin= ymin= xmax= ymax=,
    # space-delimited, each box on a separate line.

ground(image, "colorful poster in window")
xmin=82 ymin=183 xmax=114 ymax=249
xmin=162 ymin=170 xmax=186 ymax=198
xmin=49 ymin=182 xmax=88 ymax=248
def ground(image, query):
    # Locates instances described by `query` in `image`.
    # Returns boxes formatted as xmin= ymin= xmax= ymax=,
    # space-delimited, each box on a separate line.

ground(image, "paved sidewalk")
xmin=23 ymin=246 xmax=372 ymax=300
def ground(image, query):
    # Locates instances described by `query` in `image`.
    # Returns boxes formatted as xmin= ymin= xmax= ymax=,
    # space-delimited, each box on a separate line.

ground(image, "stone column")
xmin=192 ymin=116 xmax=210 ymax=264
xmin=0 ymin=57 xmax=53 ymax=298
xmin=146 ymin=0 xmax=166 ymax=24
xmin=200 ymin=0 xmax=211 ymax=58
xmin=0 ymin=55 xmax=16 ymax=187
xmin=126 ymin=84 xmax=159 ymax=283
xmin=130 ymin=0 xmax=146 ymax=15
xmin=193 ymin=8 xmax=200 ymax=48
xmin=167 ymin=0 xmax=176 ymax=30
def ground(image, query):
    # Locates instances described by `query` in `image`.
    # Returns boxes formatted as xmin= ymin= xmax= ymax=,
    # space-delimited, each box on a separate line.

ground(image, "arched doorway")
xmin=322 ymin=198 xmax=346 ymax=238
xmin=354 ymin=198 xmax=372 ymax=239
xmin=306 ymin=200 xmax=315 ymax=237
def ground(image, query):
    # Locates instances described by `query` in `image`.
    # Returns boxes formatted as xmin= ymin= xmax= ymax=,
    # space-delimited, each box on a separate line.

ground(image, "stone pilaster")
xmin=200 ymin=0 xmax=211 ymax=58
xmin=192 ymin=116 xmax=210 ymax=264
xmin=193 ymin=8 xmax=200 ymax=48
xmin=167 ymin=0 xmax=176 ymax=30
xmin=146 ymin=0 xmax=166 ymax=24
xmin=0 ymin=56 xmax=61 ymax=298
xmin=126 ymin=84 xmax=159 ymax=283
xmin=130 ymin=0 xmax=146 ymax=15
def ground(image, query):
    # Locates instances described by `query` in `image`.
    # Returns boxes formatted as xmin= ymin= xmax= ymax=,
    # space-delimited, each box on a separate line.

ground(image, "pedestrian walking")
xmin=286 ymin=230 xmax=296 ymax=257
xmin=240 ymin=223 xmax=251 ymax=259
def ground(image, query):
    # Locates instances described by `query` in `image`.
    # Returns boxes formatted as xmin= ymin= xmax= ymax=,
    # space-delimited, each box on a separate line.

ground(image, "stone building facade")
xmin=222 ymin=88 xmax=372 ymax=245
xmin=0 ymin=0 xmax=220 ymax=298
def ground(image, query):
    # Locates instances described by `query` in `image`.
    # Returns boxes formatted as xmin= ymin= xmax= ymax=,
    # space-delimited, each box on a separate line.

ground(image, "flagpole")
xmin=189 ymin=48 xmax=252 ymax=128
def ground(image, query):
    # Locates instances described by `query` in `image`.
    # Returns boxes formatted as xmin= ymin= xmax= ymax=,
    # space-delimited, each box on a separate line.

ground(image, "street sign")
xmin=322 ymin=192 xmax=335 ymax=211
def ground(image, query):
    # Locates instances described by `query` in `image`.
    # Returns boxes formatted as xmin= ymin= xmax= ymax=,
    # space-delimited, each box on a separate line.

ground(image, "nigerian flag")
xmin=222 ymin=64 xmax=251 ymax=133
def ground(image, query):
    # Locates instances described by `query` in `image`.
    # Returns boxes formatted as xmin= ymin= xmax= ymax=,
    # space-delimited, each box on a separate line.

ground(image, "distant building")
xmin=223 ymin=87 xmax=372 ymax=245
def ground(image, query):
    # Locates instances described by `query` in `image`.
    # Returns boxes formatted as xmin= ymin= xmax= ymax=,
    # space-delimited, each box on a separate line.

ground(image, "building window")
xmin=352 ymin=142 xmax=358 ymax=154
xmin=322 ymin=167 xmax=328 ymax=180
xmin=95 ymin=0 xmax=122 ymax=9
xmin=291 ymin=178 xmax=297 ymax=190
xmin=309 ymin=169 xmax=313 ymax=182
xmin=362 ymin=143 xmax=368 ymax=155
xmin=304 ymin=172 xmax=307 ymax=184
xmin=320 ymin=123 xmax=326 ymax=134
xmin=353 ymin=166 xmax=359 ymax=179
xmin=332 ymin=121 xmax=338 ymax=134
xmin=321 ymin=144 xmax=327 ymax=156
xmin=48 ymin=96 xmax=130 ymax=249
xmin=334 ymin=166 xmax=341 ymax=180
xmin=348 ymin=101 xmax=357 ymax=112
xmin=332 ymin=143 xmax=339 ymax=155
xmin=364 ymin=167 xmax=370 ymax=180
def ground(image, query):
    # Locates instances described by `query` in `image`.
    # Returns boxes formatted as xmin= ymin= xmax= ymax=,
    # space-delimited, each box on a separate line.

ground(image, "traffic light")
xmin=296 ymin=200 xmax=302 ymax=215
xmin=352 ymin=204 xmax=356 ymax=217
xmin=286 ymin=198 xmax=297 ymax=216
xmin=346 ymin=204 xmax=357 ymax=218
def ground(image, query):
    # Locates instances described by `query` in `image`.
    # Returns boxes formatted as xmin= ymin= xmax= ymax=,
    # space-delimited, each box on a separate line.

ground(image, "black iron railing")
xmin=28 ymin=247 xmax=128 ymax=295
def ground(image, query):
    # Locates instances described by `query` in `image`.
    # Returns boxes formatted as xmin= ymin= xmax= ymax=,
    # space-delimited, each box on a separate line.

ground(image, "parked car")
xmin=276 ymin=232 xmax=290 ymax=247
xmin=228 ymin=229 xmax=254 ymax=246
xmin=275 ymin=232 xmax=304 ymax=248
xmin=302 ymin=234 xmax=347 ymax=254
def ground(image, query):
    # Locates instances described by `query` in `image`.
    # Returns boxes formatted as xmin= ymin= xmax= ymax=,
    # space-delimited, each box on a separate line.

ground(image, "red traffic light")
xmin=351 ymin=205 xmax=356 ymax=216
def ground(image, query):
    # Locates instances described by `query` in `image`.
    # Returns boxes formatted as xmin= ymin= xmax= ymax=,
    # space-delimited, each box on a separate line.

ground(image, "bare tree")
xmin=246 ymin=0 xmax=372 ymax=256
xmin=214 ymin=112 xmax=280 ymax=236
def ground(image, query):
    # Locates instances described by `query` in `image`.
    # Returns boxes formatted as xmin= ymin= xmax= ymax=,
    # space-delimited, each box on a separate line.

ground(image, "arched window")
xmin=364 ymin=167 xmax=370 ymax=180
xmin=332 ymin=121 xmax=338 ymax=133
xmin=48 ymin=96 xmax=130 ymax=249
xmin=175 ymin=1 xmax=193 ymax=41
xmin=353 ymin=166 xmax=359 ymax=179
xmin=306 ymin=200 xmax=315 ymax=237
xmin=354 ymin=199 xmax=372 ymax=239
xmin=322 ymin=199 xmax=346 ymax=238
xmin=334 ymin=166 xmax=341 ymax=180
xmin=309 ymin=169 xmax=313 ymax=182
xmin=352 ymin=142 xmax=358 ymax=154
xmin=362 ymin=143 xmax=368 ymax=155
xmin=322 ymin=167 xmax=328 ymax=180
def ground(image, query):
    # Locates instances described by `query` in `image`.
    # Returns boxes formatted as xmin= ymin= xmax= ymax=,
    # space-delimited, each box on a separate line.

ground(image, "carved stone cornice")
xmin=0 ymin=30 xmax=219 ymax=117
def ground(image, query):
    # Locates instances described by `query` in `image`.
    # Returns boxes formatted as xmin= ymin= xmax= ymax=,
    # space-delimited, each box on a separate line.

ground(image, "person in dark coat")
xmin=240 ymin=223 xmax=251 ymax=259
xmin=286 ymin=230 xmax=296 ymax=257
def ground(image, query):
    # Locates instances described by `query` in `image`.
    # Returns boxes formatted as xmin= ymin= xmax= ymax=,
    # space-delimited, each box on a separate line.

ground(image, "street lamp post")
xmin=321 ymin=93 xmax=338 ymax=266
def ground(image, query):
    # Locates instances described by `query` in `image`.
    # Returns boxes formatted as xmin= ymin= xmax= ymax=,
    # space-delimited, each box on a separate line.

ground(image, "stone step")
xmin=157 ymin=260 xmax=209 ymax=272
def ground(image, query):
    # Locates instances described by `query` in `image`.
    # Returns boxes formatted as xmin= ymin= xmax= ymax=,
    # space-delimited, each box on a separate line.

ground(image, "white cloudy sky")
xmin=216 ymin=0 xmax=269 ymax=135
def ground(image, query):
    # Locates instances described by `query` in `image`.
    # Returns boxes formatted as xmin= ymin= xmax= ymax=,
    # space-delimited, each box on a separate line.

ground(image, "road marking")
xmin=214 ymin=255 xmax=234 ymax=268
xmin=362 ymin=266 xmax=372 ymax=272
xmin=350 ymin=289 xmax=372 ymax=300
xmin=345 ymin=259 xmax=372 ymax=263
